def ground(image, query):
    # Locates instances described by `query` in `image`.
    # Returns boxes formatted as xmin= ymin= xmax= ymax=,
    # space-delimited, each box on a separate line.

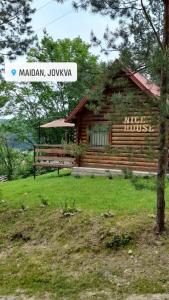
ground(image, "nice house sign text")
xmin=123 ymin=116 xmax=154 ymax=133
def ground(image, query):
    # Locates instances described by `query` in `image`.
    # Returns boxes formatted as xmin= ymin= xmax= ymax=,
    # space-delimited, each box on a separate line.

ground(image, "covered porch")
xmin=33 ymin=118 xmax=76 ymax=178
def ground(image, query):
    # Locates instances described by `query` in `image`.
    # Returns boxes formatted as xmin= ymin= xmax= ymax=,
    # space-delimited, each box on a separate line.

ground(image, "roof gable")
xmin=125 ymin=69 xmax=160 ymax=97
xmin=66 ymin=68 xmax=160 ymax=123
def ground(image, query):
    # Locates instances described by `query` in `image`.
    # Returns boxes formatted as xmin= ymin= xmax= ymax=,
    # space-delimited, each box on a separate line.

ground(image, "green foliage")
xmin=63 ymin=142 xmax=88 ymax=157
xmin=0 ymin=0 xmax=35 ymax=63
xmin=0 ymin=136 xmax=33 ymax=180
xmin=131 ymin=177 xmax=147 ymax=191
xmin=54 ymin=0 xmax=165 ymax=83
xmin=40 ymin=198 xmax=49 ymax=207
xmin=105 ymin=233 xmax=132 ymax=250
xmin=28 ymin=35 xmax=102 ymax=112
xmin=0 ymin=82 xmax=14 ymax=108
xmin=89 ymin=1 xmax=163 ymax=83
xmin=38 ymin=194 xmax=49 ymax=207
xmin=20 ymin=203 xmax=27 ymax=211
xmin=16 ymin=151 xmax=34 ymax=179
xmin=0 ymin=0 xmax=34 ymax=108
xmin=83 ymin=60 xmax=157 ymax=134
xmin=103 ymin=145 xmax=119 ymax=156
xmin=0 ymin=137 xmax=11 ymax=179
xmin=60 ymin=199 xmax=79 ymax=216
xmin=0 ymin=118 xmax=35 ymax=147
xmin=3 ymin=35 xmax=102 ymax=144
xmin=131 ymin=176 xmax=156 ymax=191
xmin=122 ymin=168 xmax=133 ymax=180
xmin=0 ymin=122 xmax=33 ymax=180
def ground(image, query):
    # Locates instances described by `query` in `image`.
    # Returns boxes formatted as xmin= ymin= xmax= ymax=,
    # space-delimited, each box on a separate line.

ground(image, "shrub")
xmin=15 ymin=151 xmax=34 ymax=178
xmin=131 ymin=176 xmax=156 ymax=191
xmin=63 ymin=142 xmax=88 ymax=158
xmin=60 ymin=200 xmax=79 ymax=216
xmin=105 ymin=233 xmax=132 ymax=250
xmin=0 ymin=147 xmax=34 ymax=180
xmin=131 ymin=177 xmax=146 ymax=190
xmin=38 ymin=195 xmax=49 ymax=207
xmin=122 ymin=168 xmax=133 ymax=179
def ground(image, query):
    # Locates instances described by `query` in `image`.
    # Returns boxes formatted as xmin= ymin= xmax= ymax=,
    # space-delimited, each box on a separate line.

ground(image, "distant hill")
xmin=0 ymin=118 xmax=33 ymax=150
xmin=0 ymin=118 xmax=7 ymax=123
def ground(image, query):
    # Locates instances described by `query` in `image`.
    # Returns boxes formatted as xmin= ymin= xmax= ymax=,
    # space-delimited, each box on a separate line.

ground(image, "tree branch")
xmin=141 ymin=0 xmax=163 ymax=49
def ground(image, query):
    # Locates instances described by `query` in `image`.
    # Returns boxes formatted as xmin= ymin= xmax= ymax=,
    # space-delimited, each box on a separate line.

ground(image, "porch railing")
xmin=33 ymin=144 xmax=76 ymax=178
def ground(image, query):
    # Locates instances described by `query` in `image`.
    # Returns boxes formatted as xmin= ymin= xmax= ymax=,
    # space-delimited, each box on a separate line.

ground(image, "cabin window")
xmin=89 ymin=125 xmax=110 ymax=148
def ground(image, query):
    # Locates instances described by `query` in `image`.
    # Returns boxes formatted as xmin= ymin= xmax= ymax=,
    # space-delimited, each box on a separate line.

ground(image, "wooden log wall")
xmin=76 ymin=74 xmax=160 ymax=172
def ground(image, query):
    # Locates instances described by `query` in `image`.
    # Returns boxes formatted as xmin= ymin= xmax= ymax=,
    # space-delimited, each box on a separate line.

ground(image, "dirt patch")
xmin=1 ymin=293 xmax=169 ymax=300
xmin=0 ymin=297 xmax=34 ymax=300
xmin=126 ymin=295 xmax=169 ymax=300
xmin=0 ymin=292 xmax=51 ymax=300
xmin=0 ymin=297 xmax=41 ymax=300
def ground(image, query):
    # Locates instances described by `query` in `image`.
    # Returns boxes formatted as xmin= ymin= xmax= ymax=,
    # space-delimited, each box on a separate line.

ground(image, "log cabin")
xmin=65 ymin=65 xmax=163 ymax=176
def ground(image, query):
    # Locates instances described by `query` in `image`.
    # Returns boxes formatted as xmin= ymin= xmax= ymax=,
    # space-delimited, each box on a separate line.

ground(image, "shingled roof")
xmin=65 ymin=67 xmax=160 ymax=123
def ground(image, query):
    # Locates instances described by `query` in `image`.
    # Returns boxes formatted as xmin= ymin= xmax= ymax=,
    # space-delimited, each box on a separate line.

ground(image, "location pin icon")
xmin=11 ymin=69 xmax=16 ymax=76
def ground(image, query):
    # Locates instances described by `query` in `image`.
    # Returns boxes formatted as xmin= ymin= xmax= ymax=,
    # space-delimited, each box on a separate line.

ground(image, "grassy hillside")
xmin=0 ymin=170 xmax=167 ymax=214
xmin=0 ymin=172 xmax=169 ymax=299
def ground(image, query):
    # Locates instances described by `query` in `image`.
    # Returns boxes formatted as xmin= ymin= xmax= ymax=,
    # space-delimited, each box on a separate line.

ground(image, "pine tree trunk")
xmin=156 ymin=0 xmax=169 ymax=233
xmin=156 ymin=101 xmax=167 ymax=233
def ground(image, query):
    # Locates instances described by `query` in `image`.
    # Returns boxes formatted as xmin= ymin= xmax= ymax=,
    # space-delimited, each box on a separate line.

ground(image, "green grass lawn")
xmin=0 ymin=171 xmax=165 ymax=214
xmin=1 ymin=172 xmax=169 ymax=299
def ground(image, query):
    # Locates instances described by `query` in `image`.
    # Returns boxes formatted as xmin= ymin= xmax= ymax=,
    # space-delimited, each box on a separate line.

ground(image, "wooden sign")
xmin=123 ymin=116 xmax=154 ymax=133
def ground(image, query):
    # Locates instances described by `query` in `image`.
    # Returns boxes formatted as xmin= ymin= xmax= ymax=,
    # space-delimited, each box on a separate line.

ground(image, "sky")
xmin=25 ymin=0 xmax=118 ymax=62
xmin=1 ymin=0 xmax=118 ymax=119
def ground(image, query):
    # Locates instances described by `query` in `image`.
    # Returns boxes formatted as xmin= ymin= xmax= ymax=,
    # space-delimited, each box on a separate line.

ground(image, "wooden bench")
xmin=33 ymin=144 xmax=76 ymax=178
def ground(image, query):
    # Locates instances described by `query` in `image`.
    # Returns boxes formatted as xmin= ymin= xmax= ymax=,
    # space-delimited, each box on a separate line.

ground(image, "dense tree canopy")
xmin=55 ymin=1 xmax=164 ymax=81
xmin=27 ymin=34 xmax=103 ymax=112
xmin=0 ymin=0 xmax=35 ymax=62
xmin=0 ymin=0 xmax=35 ymax=108
xmin=3 ymin=35 xmax=102 ymax=143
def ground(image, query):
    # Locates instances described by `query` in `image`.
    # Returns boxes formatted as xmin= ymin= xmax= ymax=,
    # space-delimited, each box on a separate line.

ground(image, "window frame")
xmin=88 ymin=124 xmax=111 ymax=149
